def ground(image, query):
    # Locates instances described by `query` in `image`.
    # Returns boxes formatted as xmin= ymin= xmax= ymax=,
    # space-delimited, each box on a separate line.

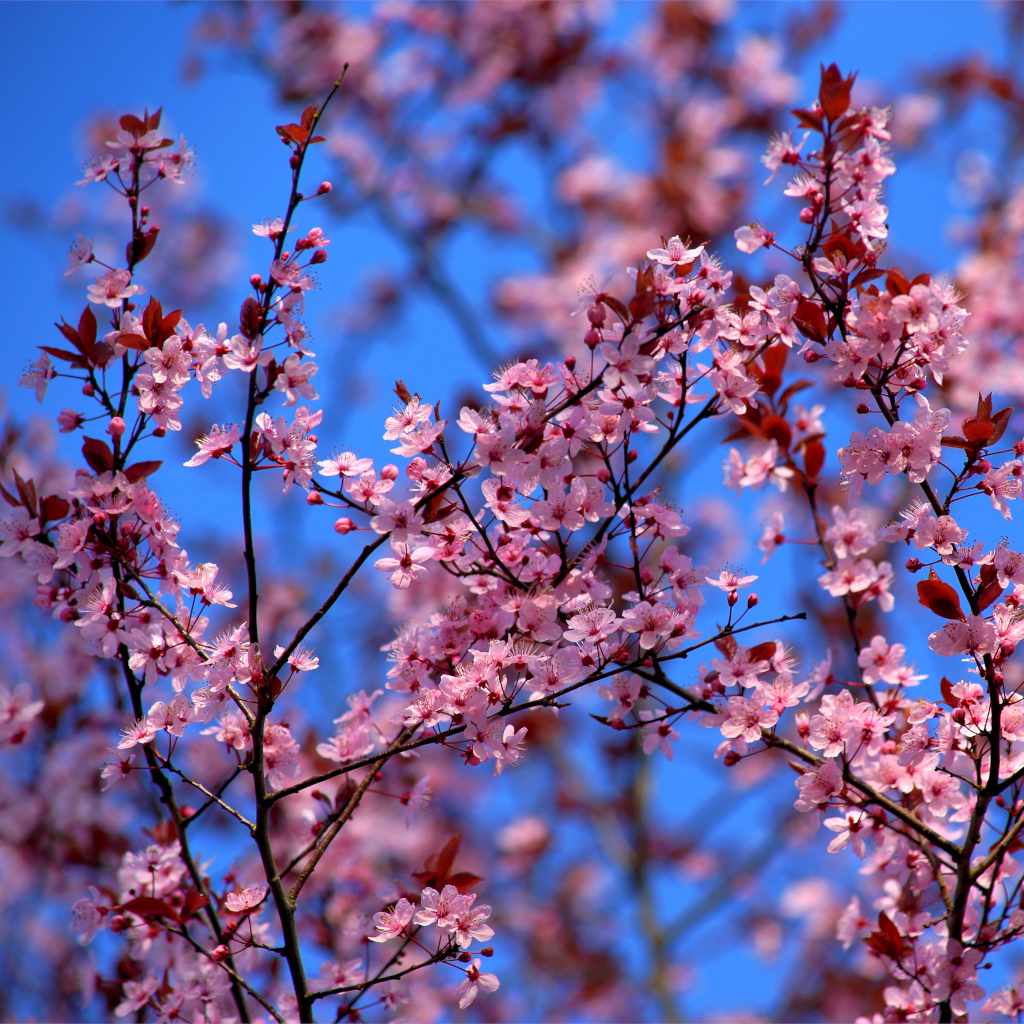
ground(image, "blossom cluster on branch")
xmin=4 ymin=37 xmax=1024 ymax=1024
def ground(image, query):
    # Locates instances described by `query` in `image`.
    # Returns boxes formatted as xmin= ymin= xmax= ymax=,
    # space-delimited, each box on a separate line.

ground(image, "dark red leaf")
xmin=124 ymin=461 xmax=162 ymax=483
xmin=82 ymin=437 xmax=114 ymax=474
xmin=916 ymin=572 xmax=964 ymax=620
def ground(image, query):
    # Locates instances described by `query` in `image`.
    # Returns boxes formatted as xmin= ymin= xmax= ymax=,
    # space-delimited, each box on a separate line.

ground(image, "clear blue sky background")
xmin=0 ymin=3 xmax=1018 ymax=1020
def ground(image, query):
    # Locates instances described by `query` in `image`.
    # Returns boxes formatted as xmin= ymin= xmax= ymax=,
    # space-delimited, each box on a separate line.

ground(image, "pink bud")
xmin=306 ymin=491 xmax=323 ymax=505
xmin=334 ymin=517 xmax=356 ymax=535
xmin=381 ymin=464 xmax=399 ymax=481
xmin=311 ymin=249 xmax=328 ymax=264
xmin=107 ymin=416 xmax=125 ymax=440
xmin=250 ymin=274 xmax=263 ymax=290
xmin=746 ymin=593 xmax=758 ymax=608
xmin=211 ymin=944 xmax=230 ymax=963
xmin=584 ymin=328 xmax=601 ymax=349
xmin=318 ymin=180 xmax=332 ymax=194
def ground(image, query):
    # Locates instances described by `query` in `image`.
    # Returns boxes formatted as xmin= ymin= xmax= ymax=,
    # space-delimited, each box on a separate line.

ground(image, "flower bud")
xmin=381 ymin=464 xmax=400 ymax=481
xmin=584 ymin=328 xmax=601 ymax=349
xmin=746 ymin=593 xmax=758 ymax=608
xmin=211 ymin=944 xmax=230 ymax=963
xmin=334 ymin=517 xmax=356 ymax=535
xmin=250 ymin=274 xmax=263 ymax=290
xmin=311 ymin=249 xmax=328 ymax=264
xmin=723 ymin=751 xmax=740 ymax=767
xmin=318 ymin=180 xmax=332 ymax=194
xmin=306 ymin=491 xmax=323 ymax=505
xmin=107 ymin=416 xmax=126 ymax=440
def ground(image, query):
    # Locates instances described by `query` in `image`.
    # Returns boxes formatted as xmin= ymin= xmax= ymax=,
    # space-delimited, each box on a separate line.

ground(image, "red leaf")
xmin=181 ymin=889 xmax=209 ymax=922
xmin=804 ymin=438 xmax=825 ymax=481
xmin=12 ymin=470 xmax=37 ymax=515
xmin=794 ymin=298 xmax=827 ymax=342
xmin=40 ymin=345 xmax=88 ymax=367
xmin=39 ymin=495 xmax=70 ymax=524
xmin=240 ymin=297 xmax=263 ymax=340
xmin=819 ymin=63 xmax=856 ymax=121
xmin=78 ymin=306 xmax=97 ymax=352
xmin=118 ymin=113 xmax=146 ymax=136
xmin=916 ymin=572 xmax=964 ymax=620
xmin=82 ymin=437 xmax=114 ymax=474
xmin=791 ymin=107 xmax=824 ymax=132
xmin=142 ymin=297 xmax=163 ymax=344
xmin=940 ymin=676 xmax=957 ymax=707
xmin=116 ymin=333 xmax=150 ymax=351
xmin=124 ymin=461 xmax=162 ymax=483
xmin=118 ymin=896 xmax=178 ymax=922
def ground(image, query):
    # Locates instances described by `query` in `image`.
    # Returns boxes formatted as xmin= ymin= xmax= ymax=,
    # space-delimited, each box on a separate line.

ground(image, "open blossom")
xmin=224 ymin=885 xmax=267 ymax=913
xmin=184 ymin=423 xmax=240 ymax=467
xmin=374 ymin=542 xmax=433 ymax=588
xmin=368 ymin=898 xmax=415 ymax=942
xmin=87 ymin=268 xmax=143 ymax=308
xmin=647 ymin=234 xmax=705 ymax=267
xmin=318 ymin=450 xmax=373 ymax=478
xmin=706 ymin=570 xmax=757 ymax=594
xmin=457 ymin=960 xmax=500 ymax=1010
xmin=563 ymin=606 xmax=620 ymax=645
xmin=734 ymin=223 xmax=774 ymax=253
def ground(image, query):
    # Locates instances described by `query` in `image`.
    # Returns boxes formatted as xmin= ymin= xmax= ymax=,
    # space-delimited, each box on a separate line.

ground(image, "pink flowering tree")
xmin=5 ymin=8 xmax=1024 ymax=1019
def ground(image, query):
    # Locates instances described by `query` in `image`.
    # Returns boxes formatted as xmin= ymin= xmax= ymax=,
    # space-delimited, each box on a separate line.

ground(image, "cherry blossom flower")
xmin=456 ymin=960 xmax=500 ymax=1009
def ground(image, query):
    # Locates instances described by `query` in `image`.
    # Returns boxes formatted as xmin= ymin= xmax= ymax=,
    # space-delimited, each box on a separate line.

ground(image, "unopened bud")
xmin=564 ymin=355 xmax=576 ymax=372
xmin=306 ymin=491 xmax=323 ymax=505
xmin=480 ymin=947 xmax=494 ymax=957
xmin=311 ymin=249 xmax=328 ymax=264
xmin=82 ymin=381 xmax=95 ymax=397
xmin=211 ymin=944 xmax=230 ymax=963
xmin=587 ymin=304 xmax=606 ymax=327
xmin=746 ymin=593 xmax=758 ymax=608
xmin=723 ymin=751 xmax=741 ymax=767
xmin=381 ymin=464 xmax=399 ymax=481
xmin=626 ymin=449 xmax=638 ymax=463
xmin=107 ymin=416 xmax=126 ymax=440
xmin=728 ymin=590 xmax=738 ymax=606
xmin=856 ymin=402 xmax=869 ymax=414
xmin=318 ymin=180 xmax=332 ymax=195
xmin=250 ymin=274 xmax=263 ymax=290
xmin=458 ymin=951 xmax=472 ymax=963
xmin=584 ymin=328 xmax=601 ymax=349
xmin=334 ymin=517 xmax=356 ymax=535
xmin=905 ymin=557 xmax=922 ymax=572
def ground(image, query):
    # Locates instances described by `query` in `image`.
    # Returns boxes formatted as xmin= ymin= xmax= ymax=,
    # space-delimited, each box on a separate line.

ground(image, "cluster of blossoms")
xmin=6 ymin=50 xmax=1024 ymax=1022
xmin=718 ymin=67 xmax=1024 ymax=1022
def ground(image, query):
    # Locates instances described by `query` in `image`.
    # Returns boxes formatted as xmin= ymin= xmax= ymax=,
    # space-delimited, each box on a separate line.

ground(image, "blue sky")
xmin=2 ymin=2 xmax=1021 ymax=1020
